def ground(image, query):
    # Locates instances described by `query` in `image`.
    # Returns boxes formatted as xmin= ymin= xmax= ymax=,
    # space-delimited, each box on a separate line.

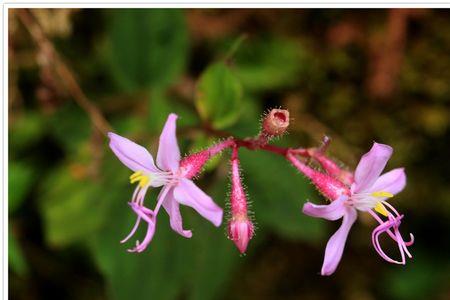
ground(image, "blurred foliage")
xmin=106 ymin=9 xmax=188 ymax=91
xmin=8 ymin=8 xmax=450 ymax=300
xmin=196 ymin=62 xmax=243 ymax=129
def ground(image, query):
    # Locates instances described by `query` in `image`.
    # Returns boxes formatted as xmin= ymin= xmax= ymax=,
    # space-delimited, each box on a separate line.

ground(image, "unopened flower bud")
xmin=180 ymin=150 xmax=211 ymax=179
xmin=287 ymin=152 xmax=350 ymax=201
xmin=227 ymin=147 xmax=254 ymax=254
xmin=180 ymin=139 xmax=234 ymax=179
xmin=228 ymin=218 xmax=254 ymax=254
xmin=262 ymin=108 xmax=290 ymax=136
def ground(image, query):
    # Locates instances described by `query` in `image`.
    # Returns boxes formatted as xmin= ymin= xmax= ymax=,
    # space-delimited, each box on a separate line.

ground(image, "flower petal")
xmin=173 ymin=178 xmax=223 ymax=227
xmin=370 ymin=168 xmax=406 ymax=197
xmin=156 ymin=114 xmax=181 ymax=172
xmin=353 ymin=142 xmax=393 ymax=193
xmin=321 ymin=208 xmax=357 ymax=276
xmin=108 ymin=132 xmax=158 ymax=172
xmin=302 ymin=195 xmax=348 ymax=221
xmin=161 ymin=187 xmax=193 ymax=238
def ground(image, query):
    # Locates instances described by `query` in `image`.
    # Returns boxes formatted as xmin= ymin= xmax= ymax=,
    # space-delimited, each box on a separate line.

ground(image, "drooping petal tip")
xmin=320 ymin=208 xmax=357 ymax=276
xmin=174 ymin=178 xmax=223 ymax=227
xmin=161 ymin=187 xmax=193 ymax=238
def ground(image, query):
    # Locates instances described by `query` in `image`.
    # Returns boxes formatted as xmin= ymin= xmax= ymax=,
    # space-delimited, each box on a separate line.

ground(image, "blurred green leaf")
xmin=148 ymin=88 xmax=200 ymax=134
xmin=227 ymin=96 xmax=262 ymax=137
xmin=106 ymin=9 xmax=188 ymax=91
xmin=9 ymin=161 xmax=35 ymax=214
xmin=196 ymin=62 xmax=243 ymax=129
xmin=239 ymin=149 xmax=325 ymax=241
xmin=234 ymin=37 xmax=312 ymax=92
xmin=8 ymin=229 xmax=28 ymax=276
xmin=39 ymin=166 xmax=108 ymax=247
xmin=9 ymin=111 xmax=46 ymax=152
xmin=49 ymin=103 xmax=91 ymax=154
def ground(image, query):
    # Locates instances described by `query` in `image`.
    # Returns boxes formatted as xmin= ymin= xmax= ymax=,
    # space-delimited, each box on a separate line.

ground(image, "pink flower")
xmin=108 ymin=113 xmax=223 ymax=252
xmin=302 ymin=142 xmax=414 ymax=275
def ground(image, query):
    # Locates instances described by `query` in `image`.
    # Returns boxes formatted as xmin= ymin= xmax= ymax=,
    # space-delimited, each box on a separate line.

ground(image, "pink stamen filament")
xmin=121 ymin=215 xmax=142 ymax=244
xmin=127 ymin=186 xmax=173 ymax=253
xmin=370 ymin=212 xmax=414 ymax=264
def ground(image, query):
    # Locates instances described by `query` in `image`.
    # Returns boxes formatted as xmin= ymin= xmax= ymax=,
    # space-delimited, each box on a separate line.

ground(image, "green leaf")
xmin=48 ymin=103 xmax=91 ymax=154
xmin=9 ymin=161 xmax=35 ymax=214
xmin=234 ymin=37 xmax=312 ymax=92
xmin=9 ymin=229 xmax=28 ymax=276
xmin=196 ymin=62 xmax=243 ymax=129
xmin=227 ymin=96 xmax=262 ymax=137
xmin=9 ymin=111 xmax=46 ymax=152
xmin=148 ymin=88 xmax=200 ymax=134
xmin=239 ymin=149 xmax=325 ymax=242
xmin=38 ymin=165 xmax=108 ymax=247
xmin=106 ymin=9 xmax=188 ymax=91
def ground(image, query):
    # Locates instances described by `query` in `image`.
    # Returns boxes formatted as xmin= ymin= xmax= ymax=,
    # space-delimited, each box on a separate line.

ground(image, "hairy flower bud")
xmin=180 ymin=139 xmax=234 ymax=179
xmin=179 ymin=150 xmax=211 ymax=179
xmin=228 ymin=218 xmax=254 ymax=254
xmin=262 ymin=108 xmax=290 ymax=136
xmin=227 ymin=147 xmax=254 ymax=254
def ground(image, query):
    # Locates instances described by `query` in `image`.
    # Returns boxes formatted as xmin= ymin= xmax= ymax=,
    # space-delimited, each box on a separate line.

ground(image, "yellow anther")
xmin=129 ymin=171 xmax=151 ymax=188
xmin=130 ymin=171 xmax=143 ymax=180
xmin=130 ymin=176 xmax=142 ymax=184
xmin=138 ymin=176 xmax=150 ymax=188
xmin=371 ymin=191 xmax=394 ymax=198
xmin=374 ymin=202 xmax=389 ymax=217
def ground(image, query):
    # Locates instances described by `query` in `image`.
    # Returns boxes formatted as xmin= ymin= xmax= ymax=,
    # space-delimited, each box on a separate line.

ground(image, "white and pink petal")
xmin=321 ymin=207 xmax=357 ymax=275
xmin=352 ymin=142 xmax=393 ymax=193
xmin=108 ymin=132 xmax=158 ymax=173
xmin=302 ymin=195 xmax=348 ymax=221
xmin=161 ymin=186 xmax=193 ymax=238
xmin=370 ymin=168 xmax=406 ymax=197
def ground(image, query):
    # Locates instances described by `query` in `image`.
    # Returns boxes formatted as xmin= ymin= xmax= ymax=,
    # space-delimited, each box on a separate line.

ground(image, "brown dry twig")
xmin=16 ymin=9 xmax=112 ymax=135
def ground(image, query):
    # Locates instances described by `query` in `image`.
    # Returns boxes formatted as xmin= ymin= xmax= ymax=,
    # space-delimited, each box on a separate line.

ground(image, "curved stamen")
xmin=132 ymin=187 xmax=172 ymax=253
xmin=126 ymin=204 xmax=156 ymax=252
xmin=369 ymin=208 xmax=414 ymax=247
xmin=368 ymin=210 xmax=399 ymax=242
xmin=382 ymin=201 xmax=401 ymax=218
xmin=371 ymin=214 xmax=413 ymax=264
xmin=131 ymin=186 xmax=141 ymax=203
xmin=372 ymin=218 xmax=405 ymax=264
xmin=121 ymin=215 xmax=142 ymax=244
